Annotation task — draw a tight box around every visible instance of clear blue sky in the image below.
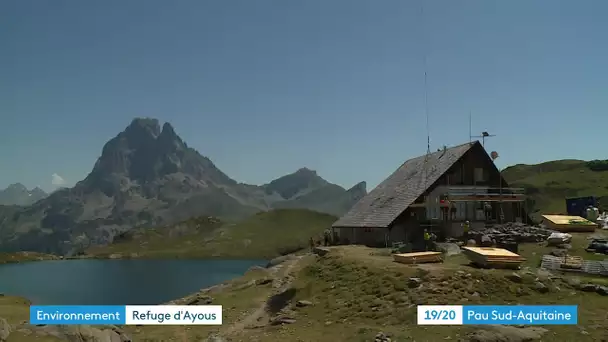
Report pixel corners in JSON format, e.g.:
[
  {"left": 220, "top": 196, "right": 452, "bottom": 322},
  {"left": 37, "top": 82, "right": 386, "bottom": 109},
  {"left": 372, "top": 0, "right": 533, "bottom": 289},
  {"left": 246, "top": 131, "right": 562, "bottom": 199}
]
[{"left": 1, "top": 0, "right": 606, "bottom": 193}]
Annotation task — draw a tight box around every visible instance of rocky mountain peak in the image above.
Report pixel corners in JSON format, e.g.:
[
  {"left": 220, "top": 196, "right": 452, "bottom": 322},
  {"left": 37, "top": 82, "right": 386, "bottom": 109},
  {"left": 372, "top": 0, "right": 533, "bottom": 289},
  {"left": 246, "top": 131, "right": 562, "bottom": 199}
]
[
  {"left": 30, "top": 187, "right": 48, "bottom": 196},
  {"left": 157, "top": 122, "right": 185, "bottom": 152},
  {"left": 160, "top": 122, "right": 176, "bottom": 136},
  {"left": 294, "top": 167, "right": 317, "bottom": 176},
  {"left": 264, "top": 167, "right": 328, "bottom": 200},
  {"left": 84, "top": 118, "right": 233, "bottom": 192},
  {"left": 0, "top": 183, "right": 48, "bottom": 206},
  {"left": 126, "top": 117, "right": 161, "bottom": 136},
  {"left": 347, "top": 181, "right": 367, "bottom": 195},
  {"left": 6, "top": 183, "right": 28, "bottom": 192}
]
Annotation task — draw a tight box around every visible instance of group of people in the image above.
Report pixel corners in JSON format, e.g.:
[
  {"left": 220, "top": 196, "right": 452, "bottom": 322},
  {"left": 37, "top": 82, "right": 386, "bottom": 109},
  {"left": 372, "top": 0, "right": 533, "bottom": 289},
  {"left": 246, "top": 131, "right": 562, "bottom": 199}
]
[
  {"left": 309, "top": 229, "right": 333, "bottom": 251},
  {"left": 310, "top": 222, "right": 474, "bottom": 253},
  {"left": 423, "top": 220, "right": 471, "bottom": 251}
]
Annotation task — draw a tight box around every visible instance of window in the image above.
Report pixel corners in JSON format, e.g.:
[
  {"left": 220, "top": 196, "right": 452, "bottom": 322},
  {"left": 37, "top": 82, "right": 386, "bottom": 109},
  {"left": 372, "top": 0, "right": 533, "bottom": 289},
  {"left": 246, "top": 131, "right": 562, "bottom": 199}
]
[
  {"left": 452, "top": 168, "right": 463, "bottom": 184},
  {"left": 456, "top": 202, "right": 466, "bottom": 220},
  {"left": 474, "top": 168, "right": 485, "bottom": 182}
]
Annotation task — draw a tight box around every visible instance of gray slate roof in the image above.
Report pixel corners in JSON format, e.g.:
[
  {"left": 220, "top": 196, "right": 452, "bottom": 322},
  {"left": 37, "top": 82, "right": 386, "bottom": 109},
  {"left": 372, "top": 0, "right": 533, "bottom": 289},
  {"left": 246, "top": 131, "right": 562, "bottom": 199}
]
[{"left": 333, "top": 141, "right": 480, "bottom": 228}]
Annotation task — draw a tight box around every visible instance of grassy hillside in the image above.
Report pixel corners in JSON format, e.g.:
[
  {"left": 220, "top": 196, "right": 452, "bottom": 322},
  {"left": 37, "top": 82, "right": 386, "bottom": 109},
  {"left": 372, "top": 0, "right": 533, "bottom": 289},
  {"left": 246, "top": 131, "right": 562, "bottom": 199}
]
[
  {"left": 86, "top": 209, "right": 337, "bottom": 259},
  {"left": 502, "top": 159, "right": 608, "bottom": 217},
  {"left": 111, "top": 239, "right": 608, "bottom": 342}
]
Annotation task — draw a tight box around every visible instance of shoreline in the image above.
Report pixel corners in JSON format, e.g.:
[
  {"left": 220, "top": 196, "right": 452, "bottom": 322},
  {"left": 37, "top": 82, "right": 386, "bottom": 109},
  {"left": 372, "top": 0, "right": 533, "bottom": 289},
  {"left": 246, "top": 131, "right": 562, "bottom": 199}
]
[
  {"left": 1, "top": 250, "right": 281, "bottom": 263},
  {"left": 0, "top": 251, "right": 60, "bottom": 265},
  {"left": 0, "top": 254, "right": 273, "bottom": 307}
]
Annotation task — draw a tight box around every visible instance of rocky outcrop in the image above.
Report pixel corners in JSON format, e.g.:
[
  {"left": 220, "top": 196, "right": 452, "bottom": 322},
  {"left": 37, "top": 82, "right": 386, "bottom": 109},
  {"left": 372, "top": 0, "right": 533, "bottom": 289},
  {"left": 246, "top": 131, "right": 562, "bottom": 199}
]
[
  {"left": 0, "top": 317, "right": 131, "bottom": 342},
  {"left": 0, "top": 318, "right": 10, "bottom": 342}
]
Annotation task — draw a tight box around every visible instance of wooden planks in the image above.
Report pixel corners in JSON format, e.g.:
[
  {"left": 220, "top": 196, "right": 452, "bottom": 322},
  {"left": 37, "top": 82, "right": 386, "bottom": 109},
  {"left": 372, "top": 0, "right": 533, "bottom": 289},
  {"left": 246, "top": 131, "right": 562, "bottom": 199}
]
[
  {"left": 461, "top": 247, "right": 526, "bottom": 269},
  {"left": 542, "top": 215, "right": 597, "bottom": 232},
  {"left": 462, "top": 247, "right": 521, "bottom": 257},
  {"left": 393, "top": 252, "right": 442, "bottom": 264}
]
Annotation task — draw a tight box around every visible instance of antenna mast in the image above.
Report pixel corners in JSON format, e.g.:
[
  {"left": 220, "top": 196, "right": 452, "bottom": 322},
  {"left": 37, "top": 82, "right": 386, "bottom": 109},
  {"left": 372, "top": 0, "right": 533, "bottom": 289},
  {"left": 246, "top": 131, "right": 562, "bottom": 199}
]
[
  {"left": 469, "top": 111, "right": 472, "bottom": 143},
  {"left": 472, "top": 131, "right": 496, "bottom": 147},
  {"left": 422, "top": 2, "right": 430, "bottom": 155}
]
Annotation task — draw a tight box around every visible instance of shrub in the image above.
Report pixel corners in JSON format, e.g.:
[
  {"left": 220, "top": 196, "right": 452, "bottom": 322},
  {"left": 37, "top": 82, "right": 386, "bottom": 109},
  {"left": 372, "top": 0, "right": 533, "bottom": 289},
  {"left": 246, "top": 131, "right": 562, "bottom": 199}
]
[{"left": 586, "top": 160, "right": 608, "bottom": 171}]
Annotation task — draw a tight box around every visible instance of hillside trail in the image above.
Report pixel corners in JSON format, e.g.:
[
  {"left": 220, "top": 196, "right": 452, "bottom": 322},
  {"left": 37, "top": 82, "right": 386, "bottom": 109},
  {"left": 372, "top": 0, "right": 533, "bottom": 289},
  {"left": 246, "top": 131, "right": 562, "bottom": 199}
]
[{"left": 220, "top": 254, "right": 304, "bottom": 338}]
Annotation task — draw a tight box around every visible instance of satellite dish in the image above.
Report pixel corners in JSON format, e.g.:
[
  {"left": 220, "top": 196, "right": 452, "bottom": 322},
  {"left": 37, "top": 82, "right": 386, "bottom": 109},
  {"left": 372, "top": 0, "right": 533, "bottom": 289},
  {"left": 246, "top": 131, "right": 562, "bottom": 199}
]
[{"left": 490, "top": 151, "right": 499, "bottom": 160}]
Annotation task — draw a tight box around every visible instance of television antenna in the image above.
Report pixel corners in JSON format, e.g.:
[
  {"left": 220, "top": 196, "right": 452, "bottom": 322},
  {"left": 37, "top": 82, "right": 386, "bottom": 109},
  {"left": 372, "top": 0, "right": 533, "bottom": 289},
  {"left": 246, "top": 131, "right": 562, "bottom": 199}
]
[{"left": 471, "top": 131, "right": 496, "bottom": 147}]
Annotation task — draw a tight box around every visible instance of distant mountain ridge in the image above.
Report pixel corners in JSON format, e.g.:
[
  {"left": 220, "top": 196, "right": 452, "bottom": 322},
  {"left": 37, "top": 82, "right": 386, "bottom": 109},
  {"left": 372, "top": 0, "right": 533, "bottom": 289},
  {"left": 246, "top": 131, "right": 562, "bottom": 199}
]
[
  {"left": 0, "top": 183, "right": 48, "bottom": 206},
  {"left": 0, "top": 118, "right": 366, "bottom": 254}
]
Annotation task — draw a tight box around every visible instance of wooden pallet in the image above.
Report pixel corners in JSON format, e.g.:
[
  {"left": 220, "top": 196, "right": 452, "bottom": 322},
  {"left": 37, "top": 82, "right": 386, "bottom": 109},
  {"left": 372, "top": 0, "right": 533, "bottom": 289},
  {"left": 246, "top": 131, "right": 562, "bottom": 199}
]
[{"left": 541, "top": 255, "right": 608, "bottom": 276}]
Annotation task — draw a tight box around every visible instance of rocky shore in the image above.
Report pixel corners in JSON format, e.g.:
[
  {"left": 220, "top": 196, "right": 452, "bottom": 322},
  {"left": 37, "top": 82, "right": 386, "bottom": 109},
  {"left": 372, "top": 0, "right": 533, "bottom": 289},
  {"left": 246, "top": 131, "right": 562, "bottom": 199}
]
[{"left": 0, "top": 251, "right": 60, "bottom": 265}]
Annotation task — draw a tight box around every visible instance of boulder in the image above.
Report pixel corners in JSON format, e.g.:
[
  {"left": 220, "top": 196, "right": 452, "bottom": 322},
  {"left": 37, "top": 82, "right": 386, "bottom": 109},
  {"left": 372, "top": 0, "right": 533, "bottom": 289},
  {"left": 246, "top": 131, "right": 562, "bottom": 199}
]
[
  {"left": 0, "top": 318, "right": 11, "bottom": 342},
  {"left": 550, "top": 249, "right": 568, "bottom": 257},
  {"left": 534, "top": 282, "right": 549, "bottom": 293},
  {"left": 596, "top": 286, "right": 608, "bottom": 296},
  {"left": 186, "top": 295, "right": 213, "bottom": 305},
  {"left": 579, "top": 284, "right": 598, "bottom": 292},
  {"left": 408, "top": 277, "right": 423, "bottom": 288},
  {"left": 266, "top": 255, "right": 293, "bottom": 268},
  {"left": 468, "top": 325, "right": 548, "bottom": 342},
  {"left": 505, "top": 272, "right": 522, "bottom": 283},
  {"left": 270, "top": 316, "right": 296, "bottom": 325},
  {"left": 480, "top": 235, "right": 493, "bottom": 247},
  {"left": 375, "top": 331, "right": 392, "bottom": 342},
  {"left": 295, "top": 300, "right": 313, "bottom": 307},
  {"left": 255, "top": 278, "right": 272, "bottom": 286}
]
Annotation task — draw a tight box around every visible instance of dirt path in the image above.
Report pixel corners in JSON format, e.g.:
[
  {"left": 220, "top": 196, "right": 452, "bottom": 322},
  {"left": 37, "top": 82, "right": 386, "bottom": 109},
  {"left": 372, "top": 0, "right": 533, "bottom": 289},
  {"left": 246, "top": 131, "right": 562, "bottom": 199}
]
[{"left": 221, "top": 255, "right": 304, "bottom": 338}]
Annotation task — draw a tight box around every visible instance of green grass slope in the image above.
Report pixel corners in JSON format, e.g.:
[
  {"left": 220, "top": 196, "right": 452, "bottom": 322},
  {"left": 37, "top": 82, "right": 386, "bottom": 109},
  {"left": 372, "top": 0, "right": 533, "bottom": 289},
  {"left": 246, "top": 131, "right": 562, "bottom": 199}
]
[
  {"left": 502, "top": 159, "right": 608, "bottom": 216},
  {"left": 119, "top": 242, "right": 608, "bottom": 342},
  {"left": 86, "top": 209, "right": 337, "bottom": 259}
]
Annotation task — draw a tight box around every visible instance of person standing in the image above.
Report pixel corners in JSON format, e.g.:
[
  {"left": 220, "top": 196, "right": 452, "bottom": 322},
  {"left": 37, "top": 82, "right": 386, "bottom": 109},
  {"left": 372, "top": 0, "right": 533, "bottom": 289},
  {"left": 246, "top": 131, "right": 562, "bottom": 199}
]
[
  {"left": 484, "top": 202, "right": 492, "bottom": 221},
  {"left": 424, "top": 229, "right": 431, "bottom": 251},
  {"left": 309, "top": 237, "right": 315, "bottom": 252},
  {"left": 462, "top": 220, "right": 470, "bottom": 242}
]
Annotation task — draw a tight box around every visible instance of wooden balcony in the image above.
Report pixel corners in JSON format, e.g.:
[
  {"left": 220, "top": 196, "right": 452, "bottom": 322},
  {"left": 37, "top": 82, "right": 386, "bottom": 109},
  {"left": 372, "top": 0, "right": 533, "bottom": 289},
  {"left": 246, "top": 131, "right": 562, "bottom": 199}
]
[{"left": 446, "top": 186, "right": 526, "bottom": 202}]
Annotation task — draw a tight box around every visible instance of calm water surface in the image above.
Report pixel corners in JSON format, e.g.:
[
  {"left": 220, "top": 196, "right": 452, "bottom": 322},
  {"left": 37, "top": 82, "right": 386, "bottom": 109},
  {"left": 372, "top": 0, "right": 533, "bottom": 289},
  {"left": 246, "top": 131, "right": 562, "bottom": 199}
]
[{"left": 0, "top": 259, "right": 265, "bottom": 305}]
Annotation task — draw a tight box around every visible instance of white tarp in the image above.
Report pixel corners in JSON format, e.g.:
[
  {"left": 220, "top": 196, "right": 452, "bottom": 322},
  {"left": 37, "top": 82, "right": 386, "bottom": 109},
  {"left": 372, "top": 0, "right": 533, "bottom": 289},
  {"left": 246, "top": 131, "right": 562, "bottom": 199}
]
[
  {"left": 598, "top": 212, "right": 608, "bottom": 229},
  {"left": 547, "top": 232, "right": 572, "bottom": 245}
]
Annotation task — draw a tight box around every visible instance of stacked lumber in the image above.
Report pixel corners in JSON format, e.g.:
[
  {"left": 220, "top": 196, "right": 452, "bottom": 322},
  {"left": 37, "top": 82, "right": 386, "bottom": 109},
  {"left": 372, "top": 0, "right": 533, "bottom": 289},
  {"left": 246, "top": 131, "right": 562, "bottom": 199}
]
[
  {"left": 393, "top": 251, "right": 442, "bottom": 264},
  {"left": 462, "top": 247, "right": 526, "bottom": 269},
  {"left": 542, "top": 215, "right": 597, "bottom": 232}
]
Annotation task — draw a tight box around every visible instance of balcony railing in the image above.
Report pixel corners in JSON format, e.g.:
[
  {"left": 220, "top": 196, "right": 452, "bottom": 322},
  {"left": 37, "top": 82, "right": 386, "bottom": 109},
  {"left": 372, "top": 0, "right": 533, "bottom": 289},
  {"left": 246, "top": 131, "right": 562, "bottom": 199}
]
[{"left": 446, "top": 186, "right": 526, "bottom": 202}]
